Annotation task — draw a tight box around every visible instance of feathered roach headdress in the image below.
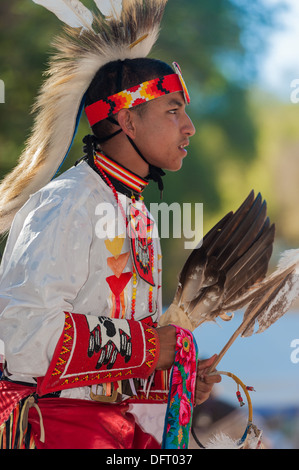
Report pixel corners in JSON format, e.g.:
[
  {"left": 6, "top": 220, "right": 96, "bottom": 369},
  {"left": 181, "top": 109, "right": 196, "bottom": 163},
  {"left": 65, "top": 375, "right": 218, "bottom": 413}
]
[{"left": 0, "top": 0, "right": 189, "bottom": 234}]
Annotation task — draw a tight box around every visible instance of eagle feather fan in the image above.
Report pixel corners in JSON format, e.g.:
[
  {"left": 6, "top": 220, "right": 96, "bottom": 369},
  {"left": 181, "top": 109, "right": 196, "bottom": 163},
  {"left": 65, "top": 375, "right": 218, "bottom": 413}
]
[
  {"left": 159, "top": 190, "right": 275, "bottom": 331},
  {"left": 159, "top": 190, "right": 299, "bottom": 371}
]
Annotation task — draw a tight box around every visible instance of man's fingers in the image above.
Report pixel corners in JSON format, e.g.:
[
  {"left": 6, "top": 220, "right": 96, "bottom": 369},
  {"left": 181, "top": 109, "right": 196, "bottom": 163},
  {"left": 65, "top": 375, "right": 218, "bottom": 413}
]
[
  {"left": 203, "top": 373, "right": 222, "bottom": 384},
  {"left": 197, "top": 354, "right": 218, "bottom": 371}
]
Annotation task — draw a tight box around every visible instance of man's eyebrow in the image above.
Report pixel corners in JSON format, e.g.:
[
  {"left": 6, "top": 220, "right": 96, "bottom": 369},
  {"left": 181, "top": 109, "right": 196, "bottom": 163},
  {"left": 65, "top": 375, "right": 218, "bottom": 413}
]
[{"left": 166, "top": 97, "right": 184, "bottom": 107}]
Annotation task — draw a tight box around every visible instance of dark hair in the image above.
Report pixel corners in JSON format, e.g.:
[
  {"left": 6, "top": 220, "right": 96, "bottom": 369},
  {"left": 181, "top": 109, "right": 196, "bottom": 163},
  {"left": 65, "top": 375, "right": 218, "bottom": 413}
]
[{"left": 85, "top": 58, "right": 173, "bottom": 140}]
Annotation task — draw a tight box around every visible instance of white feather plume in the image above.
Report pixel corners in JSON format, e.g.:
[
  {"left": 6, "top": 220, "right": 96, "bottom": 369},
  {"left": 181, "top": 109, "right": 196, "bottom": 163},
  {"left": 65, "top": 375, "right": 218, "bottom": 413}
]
[
  {"left": 205, "top": 433, "right": 242, "bottom": 449},
  {"left": 205, "top": 430, "right": 262, "bottom": 449},
  {"left": 93, "top": 0, "right": 123, "bottom": 19},
  {"left": 32, "top": 0, "right": 94, "bottom": 29},
  {"left": 276, "top": 248, "right": 299, "bottom": 271}
]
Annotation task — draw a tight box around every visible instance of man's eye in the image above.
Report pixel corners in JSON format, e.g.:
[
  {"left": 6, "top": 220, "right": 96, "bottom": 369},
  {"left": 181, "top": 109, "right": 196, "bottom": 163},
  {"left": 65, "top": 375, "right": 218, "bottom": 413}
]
[{"left": 169, "top": 109, "right": 178, "bottom": 114}]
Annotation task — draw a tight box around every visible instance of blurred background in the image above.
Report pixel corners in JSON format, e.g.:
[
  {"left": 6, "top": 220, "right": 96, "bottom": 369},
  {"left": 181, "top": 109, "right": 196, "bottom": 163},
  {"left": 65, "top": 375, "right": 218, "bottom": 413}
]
[{"left": 1, "top": 0, "right": 299, "bottom": 448}]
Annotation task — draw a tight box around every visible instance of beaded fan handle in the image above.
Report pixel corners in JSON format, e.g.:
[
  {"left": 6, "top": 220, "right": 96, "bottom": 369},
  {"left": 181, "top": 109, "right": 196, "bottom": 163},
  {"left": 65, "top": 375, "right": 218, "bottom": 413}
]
[{"left": 203, "top": 371, "right": 262, "bottom": 448}]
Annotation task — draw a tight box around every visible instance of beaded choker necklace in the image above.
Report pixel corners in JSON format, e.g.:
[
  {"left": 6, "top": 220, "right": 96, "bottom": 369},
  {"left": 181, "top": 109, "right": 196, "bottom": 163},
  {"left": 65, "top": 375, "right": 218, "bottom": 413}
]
[
  {"left": 93, "top": 153, "right": 155, "bottom": 319},
  {"left": 94, "top": 152, "right": 149, "bottom": 198}
]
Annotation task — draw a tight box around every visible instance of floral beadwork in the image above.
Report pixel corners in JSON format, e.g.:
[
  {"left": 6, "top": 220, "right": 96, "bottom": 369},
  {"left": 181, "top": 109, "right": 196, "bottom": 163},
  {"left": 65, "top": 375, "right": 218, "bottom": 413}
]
[{"left": 162, "top": 326, "right": 198, "bottom": 449}]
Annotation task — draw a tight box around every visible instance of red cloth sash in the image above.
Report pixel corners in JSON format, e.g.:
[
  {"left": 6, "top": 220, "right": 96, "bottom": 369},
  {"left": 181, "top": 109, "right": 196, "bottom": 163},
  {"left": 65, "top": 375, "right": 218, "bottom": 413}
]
[
  {"left": 0, "top": 380, "right": 35, "bottom": 425},
  {"left": 28, "top": 398, "right": 160, "bottom": 449},
  {"left": 0, "top": 381, "right": 160, "bottom": 449}
]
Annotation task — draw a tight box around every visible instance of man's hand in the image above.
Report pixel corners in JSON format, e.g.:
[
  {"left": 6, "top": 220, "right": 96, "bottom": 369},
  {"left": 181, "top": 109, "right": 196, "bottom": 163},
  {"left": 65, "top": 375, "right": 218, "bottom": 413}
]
[
  {"left": 195, "top": 354, "right": 221, "bottom": 405},
  {"left": 155, "top": 325, "right": 176, "bottom": 370},
  {"left": 155, "top": 328, "right": 221, "bottom": 405}
]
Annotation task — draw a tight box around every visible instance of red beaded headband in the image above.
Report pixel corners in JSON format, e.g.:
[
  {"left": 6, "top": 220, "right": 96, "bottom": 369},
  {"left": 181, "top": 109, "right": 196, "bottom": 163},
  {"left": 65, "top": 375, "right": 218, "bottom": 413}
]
[{"left": 85, "top": 62, "right": 190, "bottom": 127}]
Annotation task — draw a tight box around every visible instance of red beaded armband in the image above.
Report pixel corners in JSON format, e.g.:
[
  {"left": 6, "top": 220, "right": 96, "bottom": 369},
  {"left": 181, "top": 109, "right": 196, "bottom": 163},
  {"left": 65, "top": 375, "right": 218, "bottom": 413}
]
[{"left": 37, "top": 312, "right": 160, "bottom": 396}]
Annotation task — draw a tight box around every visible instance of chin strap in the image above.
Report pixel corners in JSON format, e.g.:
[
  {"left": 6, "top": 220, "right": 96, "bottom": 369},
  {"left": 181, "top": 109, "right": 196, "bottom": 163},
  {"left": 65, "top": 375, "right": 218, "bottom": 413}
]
[
  {"left": 107, "top": 116, "right": 165, "bottom": 198},
  {"left": 126, "top": 135, "right": 165, "bottom": 199}
]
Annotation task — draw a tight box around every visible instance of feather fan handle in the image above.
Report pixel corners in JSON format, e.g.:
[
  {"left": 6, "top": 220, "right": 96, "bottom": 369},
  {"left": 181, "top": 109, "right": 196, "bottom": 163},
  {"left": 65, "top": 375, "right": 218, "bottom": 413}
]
[
  {"left": 32, "top": 0, "right": 94, "bottom": 30},
  {"left": 93, "top": 0, "right": 123, "bottom": 19}
]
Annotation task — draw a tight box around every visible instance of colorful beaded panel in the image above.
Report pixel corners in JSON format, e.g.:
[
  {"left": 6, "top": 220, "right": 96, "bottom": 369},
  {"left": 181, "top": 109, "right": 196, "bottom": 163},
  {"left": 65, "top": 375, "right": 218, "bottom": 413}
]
[{"left": 85, "top": 72, "right": 188, "bottom": 127}]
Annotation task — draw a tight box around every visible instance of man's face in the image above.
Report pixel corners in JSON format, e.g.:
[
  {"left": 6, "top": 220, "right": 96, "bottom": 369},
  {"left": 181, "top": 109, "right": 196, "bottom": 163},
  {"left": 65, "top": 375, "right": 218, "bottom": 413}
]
[{"left": 131, "top": 92, "right": 196, "bottom": 172}]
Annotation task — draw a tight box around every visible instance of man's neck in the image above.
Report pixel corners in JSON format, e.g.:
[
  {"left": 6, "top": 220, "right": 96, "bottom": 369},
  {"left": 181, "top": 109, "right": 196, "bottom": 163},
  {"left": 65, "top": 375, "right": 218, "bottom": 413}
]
[{"left": 101, "top": 134, "right": 149, "bottom": 179}]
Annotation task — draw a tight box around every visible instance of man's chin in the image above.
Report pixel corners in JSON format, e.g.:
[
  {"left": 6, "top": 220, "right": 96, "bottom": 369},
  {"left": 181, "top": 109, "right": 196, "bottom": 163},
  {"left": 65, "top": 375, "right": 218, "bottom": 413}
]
[{"left": 167, "top": 159, "right": 184, "bottom": 172}]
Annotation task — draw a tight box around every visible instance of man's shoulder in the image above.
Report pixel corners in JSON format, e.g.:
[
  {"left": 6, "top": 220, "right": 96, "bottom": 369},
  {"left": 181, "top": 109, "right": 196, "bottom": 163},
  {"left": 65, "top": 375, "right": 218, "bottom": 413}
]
[{"left": 37, "top": 161, "right": 102, "bottom": 205}]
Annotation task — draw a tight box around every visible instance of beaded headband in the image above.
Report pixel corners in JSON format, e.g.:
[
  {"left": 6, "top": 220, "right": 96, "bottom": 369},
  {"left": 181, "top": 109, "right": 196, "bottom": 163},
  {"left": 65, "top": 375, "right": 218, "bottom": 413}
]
[{"left": 85, "top": 62, "right": 190, "bottom": 127}]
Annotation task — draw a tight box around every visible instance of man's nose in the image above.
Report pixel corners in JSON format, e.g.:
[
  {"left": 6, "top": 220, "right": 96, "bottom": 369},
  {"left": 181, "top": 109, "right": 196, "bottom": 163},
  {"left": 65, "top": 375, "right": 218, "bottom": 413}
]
[{"left": 184, "top": 113, "right": 196, "bottom": 137}]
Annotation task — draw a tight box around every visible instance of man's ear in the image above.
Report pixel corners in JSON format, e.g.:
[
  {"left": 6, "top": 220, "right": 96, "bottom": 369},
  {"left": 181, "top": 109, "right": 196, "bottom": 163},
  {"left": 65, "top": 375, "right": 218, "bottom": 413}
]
[{"left": 117, "top": 109, "right": 137, "bottom": 139}]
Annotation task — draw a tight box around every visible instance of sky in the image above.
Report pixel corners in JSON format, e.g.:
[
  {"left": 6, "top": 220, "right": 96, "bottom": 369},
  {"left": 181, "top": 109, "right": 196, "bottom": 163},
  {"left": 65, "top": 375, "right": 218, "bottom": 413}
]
[
  {"left": 258, "top": 0, "right": 299, "bottom": 99},
  {"left": 195, "top": 311, "right": 299, "bottom": 408}
]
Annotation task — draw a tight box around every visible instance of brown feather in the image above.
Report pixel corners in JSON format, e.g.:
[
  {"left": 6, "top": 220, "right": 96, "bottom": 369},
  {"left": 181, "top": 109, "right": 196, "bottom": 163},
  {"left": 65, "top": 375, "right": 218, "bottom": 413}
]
[{"left": 222, "top": 226, "right": 275, "bottom": 306}]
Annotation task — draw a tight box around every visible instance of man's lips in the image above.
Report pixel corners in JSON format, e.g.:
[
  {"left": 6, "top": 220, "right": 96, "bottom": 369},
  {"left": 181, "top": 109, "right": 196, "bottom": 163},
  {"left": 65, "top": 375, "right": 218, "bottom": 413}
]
[{"left": 178, "top": 141, "right": 189, "bottom": 152}]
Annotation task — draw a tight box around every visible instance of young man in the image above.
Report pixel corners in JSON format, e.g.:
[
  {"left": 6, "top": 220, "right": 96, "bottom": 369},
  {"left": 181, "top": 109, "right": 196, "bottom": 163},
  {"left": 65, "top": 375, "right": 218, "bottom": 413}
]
[{"left": 0, "top": 1, "right": 221, "bottom": 449}]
